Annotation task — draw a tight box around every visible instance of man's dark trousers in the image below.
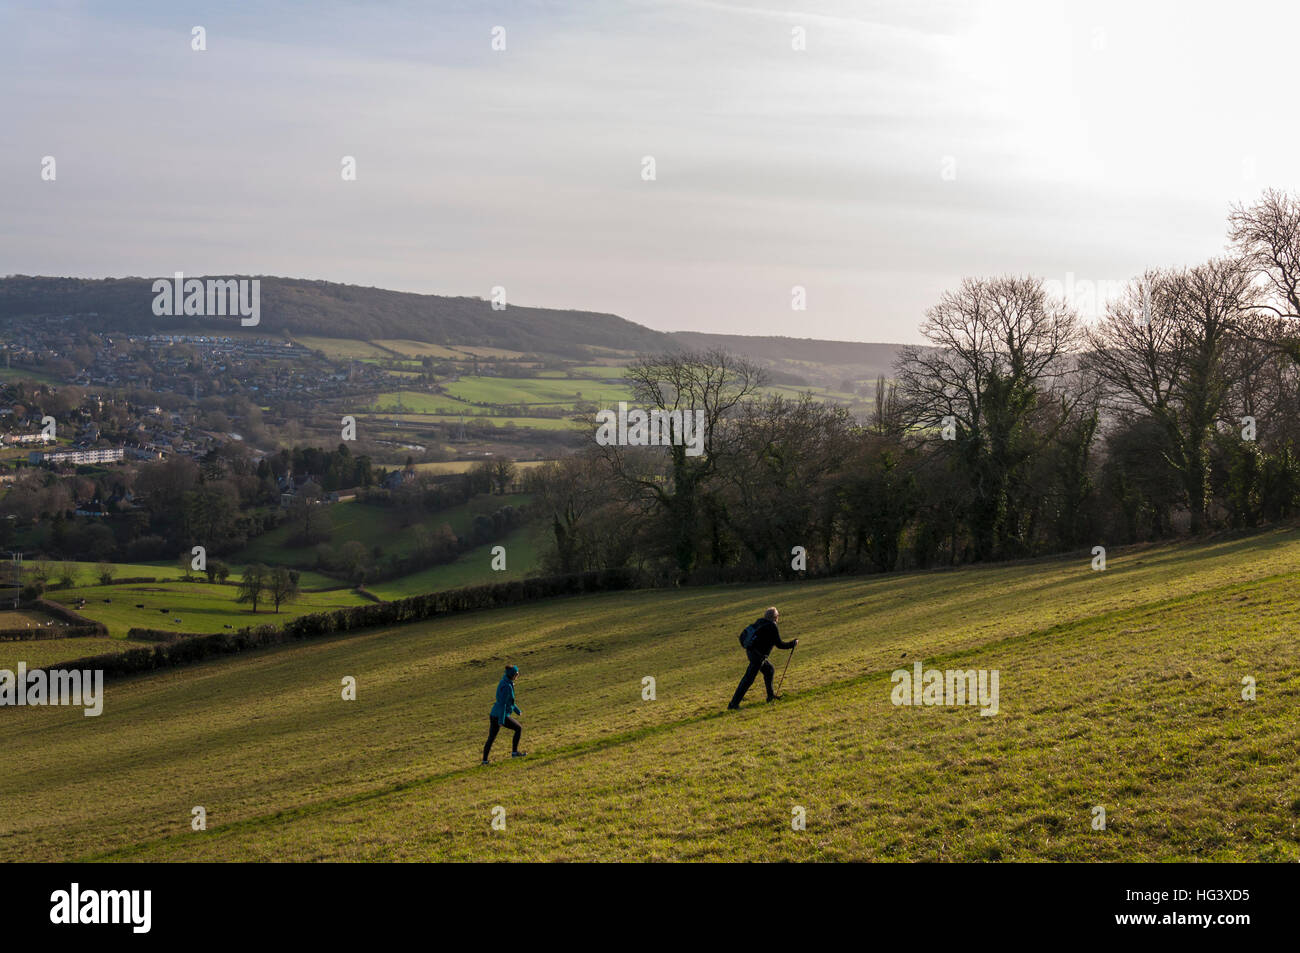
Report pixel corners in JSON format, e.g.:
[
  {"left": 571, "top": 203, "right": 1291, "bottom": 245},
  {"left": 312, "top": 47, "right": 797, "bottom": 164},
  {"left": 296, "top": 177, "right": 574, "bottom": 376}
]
[{"left": 729, "top": 647, "right": 775, "bottom": 707}]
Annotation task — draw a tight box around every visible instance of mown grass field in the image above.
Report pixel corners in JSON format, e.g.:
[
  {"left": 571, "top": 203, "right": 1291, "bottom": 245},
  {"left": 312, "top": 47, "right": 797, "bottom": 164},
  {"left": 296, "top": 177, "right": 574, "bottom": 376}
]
[{"left": 2, "top": 529, "right": 1298, "bottom": 861}]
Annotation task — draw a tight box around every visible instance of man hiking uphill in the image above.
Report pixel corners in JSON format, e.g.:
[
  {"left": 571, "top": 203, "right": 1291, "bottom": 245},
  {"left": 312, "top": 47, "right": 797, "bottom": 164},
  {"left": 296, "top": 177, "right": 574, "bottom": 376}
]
[
  {"left": 481, "top": 664, "right": 527, "bottom": 764},
  {"left": 727, "top": 606, "right": 798, "bottom": 709}
]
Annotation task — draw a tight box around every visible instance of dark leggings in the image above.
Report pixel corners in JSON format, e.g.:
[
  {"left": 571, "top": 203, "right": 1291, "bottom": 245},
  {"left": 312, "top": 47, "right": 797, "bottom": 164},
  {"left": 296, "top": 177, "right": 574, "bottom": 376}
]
[
  {"left": 729, "top": 648, "right": 776, "bottom": 707},
  {"left": 483, "top": 715, "right": 521, "bottom": 759}
]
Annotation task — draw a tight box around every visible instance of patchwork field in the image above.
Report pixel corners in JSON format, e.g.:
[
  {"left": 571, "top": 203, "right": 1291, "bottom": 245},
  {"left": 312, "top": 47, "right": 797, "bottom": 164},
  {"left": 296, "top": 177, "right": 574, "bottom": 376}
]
[{"left": 2, "top": 528, "right": 1298, "bottom": 861}]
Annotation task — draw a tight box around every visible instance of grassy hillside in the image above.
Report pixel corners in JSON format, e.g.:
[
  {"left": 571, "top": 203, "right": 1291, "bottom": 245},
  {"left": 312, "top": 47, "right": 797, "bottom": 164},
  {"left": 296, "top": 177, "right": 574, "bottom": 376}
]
[
  {"left": 3, "top": 529, "right": 1298, "bottom": 861},
  {"left": 0, "top": 636, "right": 155, "bottom": 671}
]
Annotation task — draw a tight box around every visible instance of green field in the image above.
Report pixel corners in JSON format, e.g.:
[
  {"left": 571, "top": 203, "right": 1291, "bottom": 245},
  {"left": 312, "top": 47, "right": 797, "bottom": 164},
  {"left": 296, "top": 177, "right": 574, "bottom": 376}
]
[
  {"left": 440, "top": 377, "right": 634, "bottom": 407},
  {"left": 4, "top": 528, "right": 1299, "bottom": 861},
  {"left": 365, "top": 527, "right": 541, "bottom": 600},
  {"left": 426, "top": 414, "right": 578, "bottom": 431},
  {"left": 27, "top": 561, "right": 338, "bottom": 591},
  {"left": 0, "top": 366, "right": 61, "bottom": 384},
  {"left": 369, "top": 340, "right": 468, "bottom": 359},
  {"left": 564, "top": 365, "right": 629, "bottom": 379},
  {"left": 23, "top": 560, "right": 192, "bottom": 585},
  {"left": 292, "top": 336, "right": 395, "bottom": 360},
  {"left": 46, "top": 580, "right": 371, "bottom": 639},
  {"left": 361, "top": 412, "right": 578, "bottom": 432},
  {"left": 450, "top": 346, "right": 528, "bottom": 359},
  {"left": 369, "top": 390, "right": 472, "bottom": 413}
]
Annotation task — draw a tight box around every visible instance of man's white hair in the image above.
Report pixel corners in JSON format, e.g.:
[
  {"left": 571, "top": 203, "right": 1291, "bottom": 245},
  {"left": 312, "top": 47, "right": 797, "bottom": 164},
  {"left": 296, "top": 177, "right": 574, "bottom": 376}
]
[{"left": 764, "top": 607, "right": 778, "bottom": 620}]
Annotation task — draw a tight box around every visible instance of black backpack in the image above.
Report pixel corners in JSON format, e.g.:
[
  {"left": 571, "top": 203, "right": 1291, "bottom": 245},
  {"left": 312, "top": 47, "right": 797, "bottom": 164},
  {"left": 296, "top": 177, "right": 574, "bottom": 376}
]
[{"left": 739, "top": 620, "right": 761, "bottom": 649}]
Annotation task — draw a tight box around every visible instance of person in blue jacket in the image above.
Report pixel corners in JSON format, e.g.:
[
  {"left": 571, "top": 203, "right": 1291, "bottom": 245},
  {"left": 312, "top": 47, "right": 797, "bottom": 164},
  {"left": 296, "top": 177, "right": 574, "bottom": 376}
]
[{"left": 481, "top": 664, "right": 527, "bottom": 764}]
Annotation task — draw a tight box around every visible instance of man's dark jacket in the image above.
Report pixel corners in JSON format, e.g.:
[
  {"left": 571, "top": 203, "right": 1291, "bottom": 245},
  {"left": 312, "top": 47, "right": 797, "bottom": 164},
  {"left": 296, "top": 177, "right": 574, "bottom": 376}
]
[{"left": 745, "top": 617, "right": 795, "bottom": 657}]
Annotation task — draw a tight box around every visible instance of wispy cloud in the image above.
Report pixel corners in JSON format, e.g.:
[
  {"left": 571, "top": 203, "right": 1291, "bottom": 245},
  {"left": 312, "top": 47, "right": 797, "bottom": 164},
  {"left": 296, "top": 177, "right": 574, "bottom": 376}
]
[{"left": 2, "top": 0, "right": 1297, "bottom": 342}]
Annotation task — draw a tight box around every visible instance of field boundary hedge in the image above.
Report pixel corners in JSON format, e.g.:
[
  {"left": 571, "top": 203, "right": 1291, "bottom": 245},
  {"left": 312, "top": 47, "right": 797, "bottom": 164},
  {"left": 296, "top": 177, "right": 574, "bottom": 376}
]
[{"left": 41, "top": 568, "right": 647, "bottom": 679}]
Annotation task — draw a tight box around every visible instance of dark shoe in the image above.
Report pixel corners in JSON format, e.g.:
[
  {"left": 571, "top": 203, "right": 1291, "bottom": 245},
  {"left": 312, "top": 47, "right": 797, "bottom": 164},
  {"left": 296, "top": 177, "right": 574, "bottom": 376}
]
[
  {"left": 480, "top": 759, "right": 489, "bottom": 765},
  {"left": 767, "top": 694, "right": 782, "bottom": 702},
  {"left": 726, "top": 703, "right": 740, "bottom": 710},
  {"left": 511, "top": 751, "right": 528, "bottom": 758}
]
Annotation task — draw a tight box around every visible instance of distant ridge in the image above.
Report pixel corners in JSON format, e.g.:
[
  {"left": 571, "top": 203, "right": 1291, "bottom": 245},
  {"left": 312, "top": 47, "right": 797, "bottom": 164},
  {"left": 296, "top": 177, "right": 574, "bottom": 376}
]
[
  {"left": 0, "top": 275, "right": 672, "bottom": 358},
  {"left": 668, "top": 331, "right": 906, "bottom": 383},
  {"left": 0, "top": 276, "right": 908, "bottom": 375}
]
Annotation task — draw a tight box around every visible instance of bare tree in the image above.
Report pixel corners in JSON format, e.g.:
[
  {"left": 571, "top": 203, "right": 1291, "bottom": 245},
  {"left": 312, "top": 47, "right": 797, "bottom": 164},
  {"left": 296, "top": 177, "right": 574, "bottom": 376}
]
[
  {"left": 896, "top": 275, "right": 1080, "bottom": 558},
  {"left": 715, "top": 392, "right": 856, "bottom": 570},
  {"left": 1084, "top": 260, "right": 1262, "bottom": 532},
  {"left": 531, "top": 455, "right": 640, "bottom": 573},
  {"left": 490, "top": 456, "right": 518, "bottom": 495},
  {"left": 1230, "top": 188, "right": 1300, "bottom": 324},
  {"left": 602, "top": 348, "right": 764, "bottom": 573},
  {"left": 268, "top": 566, "right": 300, "bottom": 613},
  {"left": 236, "top": 564, "right": 268, "bottom": 613}
]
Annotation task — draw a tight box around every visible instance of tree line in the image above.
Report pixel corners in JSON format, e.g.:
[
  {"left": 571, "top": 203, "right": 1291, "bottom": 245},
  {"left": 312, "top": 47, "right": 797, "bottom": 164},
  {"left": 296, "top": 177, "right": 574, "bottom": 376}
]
[{"left": 530, "top": 189, "right": 1300, "bottom": 578}]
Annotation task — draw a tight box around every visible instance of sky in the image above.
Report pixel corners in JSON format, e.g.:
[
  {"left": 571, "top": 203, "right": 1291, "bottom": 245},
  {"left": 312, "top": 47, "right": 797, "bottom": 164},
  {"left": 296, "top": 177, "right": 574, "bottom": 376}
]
[{"left": 3, "top": 0, "right": 1299, "bottom": 345}]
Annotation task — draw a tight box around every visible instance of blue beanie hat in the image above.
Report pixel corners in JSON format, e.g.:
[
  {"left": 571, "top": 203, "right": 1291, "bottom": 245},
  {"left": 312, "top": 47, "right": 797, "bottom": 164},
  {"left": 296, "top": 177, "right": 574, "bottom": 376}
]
[{"left": 505, "top": 665, "right": 519, "bottom": 677}]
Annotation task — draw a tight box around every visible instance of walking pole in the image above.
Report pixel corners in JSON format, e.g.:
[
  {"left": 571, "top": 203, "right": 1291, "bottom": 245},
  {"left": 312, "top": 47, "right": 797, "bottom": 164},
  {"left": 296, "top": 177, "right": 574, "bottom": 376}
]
[{"left": 777, "top": 644, "right": 796, "bottom": 694}]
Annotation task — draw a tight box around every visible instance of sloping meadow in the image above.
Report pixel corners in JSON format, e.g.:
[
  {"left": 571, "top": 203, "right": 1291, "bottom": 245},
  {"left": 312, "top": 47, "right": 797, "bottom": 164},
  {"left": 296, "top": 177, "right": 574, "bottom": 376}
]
[{"left": 2, "top": 528, "right": 1298, "bottom": 861}]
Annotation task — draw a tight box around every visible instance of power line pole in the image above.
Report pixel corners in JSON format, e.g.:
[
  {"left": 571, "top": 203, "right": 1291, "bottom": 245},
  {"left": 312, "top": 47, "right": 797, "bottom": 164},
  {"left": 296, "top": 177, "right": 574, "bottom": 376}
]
[{"left": 3, "top": 551, "right": 21, "bottom": 609}]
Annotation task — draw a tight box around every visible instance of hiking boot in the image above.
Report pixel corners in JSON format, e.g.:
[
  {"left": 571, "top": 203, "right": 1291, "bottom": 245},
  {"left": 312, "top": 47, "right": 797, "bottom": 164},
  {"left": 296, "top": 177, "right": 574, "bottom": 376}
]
[
  {"left": 767, "top": 694, "right": 783, "bottom": 703},
  {"left": 726, "top": 703, "right": 740, "bottom": 710},
  {"left": 511, "top": 751, "right": 528, "bottom": 758},
  {"left": 480, "top": 758, "right": 489, "bottom": 766}
]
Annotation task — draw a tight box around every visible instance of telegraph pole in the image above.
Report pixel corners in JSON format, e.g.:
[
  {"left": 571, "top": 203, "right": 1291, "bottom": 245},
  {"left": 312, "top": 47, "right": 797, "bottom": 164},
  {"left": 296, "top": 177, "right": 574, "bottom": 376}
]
[{"left": 3, "top": 551, "right": 21, "bottom": 608}]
